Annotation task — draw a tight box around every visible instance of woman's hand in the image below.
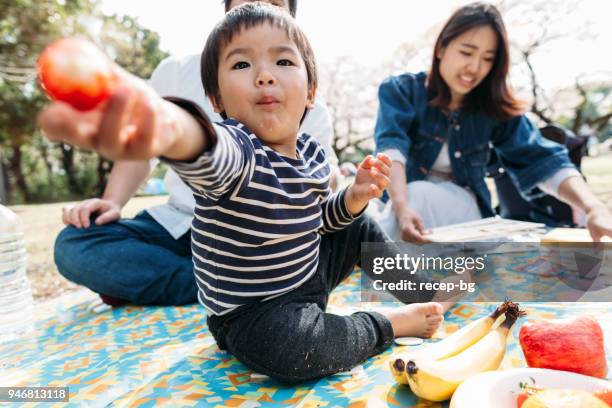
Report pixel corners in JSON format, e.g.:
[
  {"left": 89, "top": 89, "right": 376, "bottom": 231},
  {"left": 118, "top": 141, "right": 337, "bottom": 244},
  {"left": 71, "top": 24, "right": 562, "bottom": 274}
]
[
  {"left": 556, "top": 176, "right": 612, "bottom": 242},
  {"left": 345, "top": 154, "right": 392, "bottom": 215},
  {"left": 586, "top": 205, "right": 612, "bottom": 241},
  {"left": 62, "top": 198, "right": 122, "bottom": 228},
  {"left": 396, "top": 206, "right": 431, "bottom": 244}
]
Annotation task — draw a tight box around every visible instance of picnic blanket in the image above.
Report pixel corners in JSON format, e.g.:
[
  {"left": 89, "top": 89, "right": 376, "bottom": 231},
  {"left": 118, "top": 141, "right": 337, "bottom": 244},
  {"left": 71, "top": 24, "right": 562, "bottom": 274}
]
[{"left": 1, "top": 268, "right": 611, "bottom": 407}]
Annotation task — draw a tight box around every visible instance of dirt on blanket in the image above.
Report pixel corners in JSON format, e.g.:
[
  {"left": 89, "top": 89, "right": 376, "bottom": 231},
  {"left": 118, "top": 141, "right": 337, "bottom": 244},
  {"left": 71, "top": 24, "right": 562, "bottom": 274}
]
[{"left": 10, "top": 153, "right": 612, "bottom": 303}]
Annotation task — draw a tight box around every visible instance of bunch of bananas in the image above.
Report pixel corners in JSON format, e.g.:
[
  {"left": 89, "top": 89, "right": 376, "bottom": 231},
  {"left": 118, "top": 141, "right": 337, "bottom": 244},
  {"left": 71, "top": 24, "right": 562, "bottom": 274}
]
[{"left": 389, "top": 301, "right": 523, "bottom": 402}]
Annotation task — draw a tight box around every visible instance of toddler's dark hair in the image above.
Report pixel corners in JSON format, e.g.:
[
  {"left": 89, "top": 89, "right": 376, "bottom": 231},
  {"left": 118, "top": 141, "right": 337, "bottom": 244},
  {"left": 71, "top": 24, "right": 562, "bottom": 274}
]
[{"left": 223, "top": 0, "right": 297, "bottom": 17}]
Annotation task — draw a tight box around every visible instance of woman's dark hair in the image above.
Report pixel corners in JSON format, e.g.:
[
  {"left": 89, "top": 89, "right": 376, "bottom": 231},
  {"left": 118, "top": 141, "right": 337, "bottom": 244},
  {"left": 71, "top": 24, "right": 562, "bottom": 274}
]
[
  {"left": 202, "top": 2, "right": 317, "bottom": 117},
  {"left": 223, "top": 0, "right": 297, "bottom": 17},
  {"left": 427, "top": 2, "right": 524, "bottom": 121}
]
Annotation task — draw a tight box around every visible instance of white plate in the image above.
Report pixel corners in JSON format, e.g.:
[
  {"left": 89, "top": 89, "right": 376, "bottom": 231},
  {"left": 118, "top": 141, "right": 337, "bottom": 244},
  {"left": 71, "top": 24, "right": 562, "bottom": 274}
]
[
  {"left": 394, "top": 337, "right": 424, "bottom": 346},
  {"left": 450, "top": 368, "right": 611, "bottom": 408}
]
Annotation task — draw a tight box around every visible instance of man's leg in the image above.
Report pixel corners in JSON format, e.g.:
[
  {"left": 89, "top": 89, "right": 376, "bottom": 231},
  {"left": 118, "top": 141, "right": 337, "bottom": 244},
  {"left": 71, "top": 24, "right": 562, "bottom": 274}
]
[{"left": 54, "top": 211, "right": 196, "bottom": 305}]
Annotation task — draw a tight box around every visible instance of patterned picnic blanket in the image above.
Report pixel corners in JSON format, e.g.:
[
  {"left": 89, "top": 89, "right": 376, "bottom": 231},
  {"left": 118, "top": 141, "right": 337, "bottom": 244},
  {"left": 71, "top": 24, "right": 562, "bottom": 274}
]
[{"left": 1, "top": 267, "right": 610, "bottom": 407}]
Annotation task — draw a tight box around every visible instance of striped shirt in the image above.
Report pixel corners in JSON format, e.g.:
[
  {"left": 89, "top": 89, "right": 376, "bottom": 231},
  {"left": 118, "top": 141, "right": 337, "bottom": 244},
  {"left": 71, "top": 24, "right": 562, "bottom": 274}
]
[{"left": 165, "top": 119, "right": 357, "bottom": 316}]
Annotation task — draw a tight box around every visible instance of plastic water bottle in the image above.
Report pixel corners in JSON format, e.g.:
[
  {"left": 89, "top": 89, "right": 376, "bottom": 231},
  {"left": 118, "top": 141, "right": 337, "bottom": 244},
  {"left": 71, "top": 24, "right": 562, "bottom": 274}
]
[{"left": 0, "top": 204, "right": 33, "bottom": 343}]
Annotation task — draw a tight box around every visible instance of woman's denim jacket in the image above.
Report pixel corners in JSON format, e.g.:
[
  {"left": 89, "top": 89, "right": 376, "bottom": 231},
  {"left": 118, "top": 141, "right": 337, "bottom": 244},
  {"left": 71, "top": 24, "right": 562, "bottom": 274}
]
[{"left": 374, "top": 72, "right": 576, "bottom": 217}]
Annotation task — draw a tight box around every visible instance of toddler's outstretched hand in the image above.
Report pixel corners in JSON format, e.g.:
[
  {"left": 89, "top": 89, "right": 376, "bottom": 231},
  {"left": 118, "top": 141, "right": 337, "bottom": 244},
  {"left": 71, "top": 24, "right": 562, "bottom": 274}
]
[
  {"left": 37, "top": 39, "right": 205, "bottom": 162},
  {"left": 345, "top": 153, "right": 391, "bottom": 215}
]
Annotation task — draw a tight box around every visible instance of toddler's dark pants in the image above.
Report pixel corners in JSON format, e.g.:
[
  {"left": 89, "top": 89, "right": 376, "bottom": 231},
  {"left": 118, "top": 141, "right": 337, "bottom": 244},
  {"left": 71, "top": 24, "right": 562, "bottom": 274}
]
[{"left": 207, "top": 214, "right": 436, "bottom": 383}]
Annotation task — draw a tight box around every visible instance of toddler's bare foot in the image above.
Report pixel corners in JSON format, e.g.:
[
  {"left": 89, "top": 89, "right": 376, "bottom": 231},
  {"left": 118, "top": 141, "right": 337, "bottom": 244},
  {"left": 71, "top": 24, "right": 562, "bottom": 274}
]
[
  {"left": 438, "top": 301, "right": 454, "bottom": 313},
  {"left": 383, "top": 302, "right": 445, "bottom": 338}
]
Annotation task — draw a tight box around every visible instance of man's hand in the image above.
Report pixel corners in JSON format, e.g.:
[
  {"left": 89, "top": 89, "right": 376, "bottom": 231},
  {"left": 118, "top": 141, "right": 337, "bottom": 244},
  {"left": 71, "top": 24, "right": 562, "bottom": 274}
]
[
  {"left": 586, "top": 205, "right": 612, "bottom": 241},
  {"left": 62, "top": 198, "right": 121, "bottom": 228},
  {"left": 396, "top": 206, "right": 431, "bottom": 244},
  {"left": 345, "top": 153, "right": 391, "bottom": 215}
]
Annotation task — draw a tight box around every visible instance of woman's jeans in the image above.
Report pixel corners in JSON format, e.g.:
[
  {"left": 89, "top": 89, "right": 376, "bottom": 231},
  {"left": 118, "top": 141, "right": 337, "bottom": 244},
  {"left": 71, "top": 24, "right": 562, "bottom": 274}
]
[{"left": 54, "top": 211, "right": 197, "bottom": 305}]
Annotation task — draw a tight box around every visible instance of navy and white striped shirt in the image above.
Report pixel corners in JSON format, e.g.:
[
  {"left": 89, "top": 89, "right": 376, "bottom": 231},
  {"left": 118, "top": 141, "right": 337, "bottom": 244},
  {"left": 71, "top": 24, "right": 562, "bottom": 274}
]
[{"left": 165, "top": 119, "right": 357, "bottom": 315}]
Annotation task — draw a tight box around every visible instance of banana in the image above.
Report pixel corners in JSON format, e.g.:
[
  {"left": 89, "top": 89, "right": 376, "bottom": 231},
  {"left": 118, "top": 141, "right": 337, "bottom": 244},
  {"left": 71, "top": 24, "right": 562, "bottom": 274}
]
[
  {"left": 388, "top": 301, "right": 517, "bottom": 391},
  {"left": 389, "top": 358, "right": 409, "bottom": 385},
  {"left": 405, "top": 307, "right": 522, "bottom": 402},
  {"left": 405, "top": 301, "right": 509, "bottom": 363},
  {"left": 389, "top": 302, "right": 511, "bottom": 388}
]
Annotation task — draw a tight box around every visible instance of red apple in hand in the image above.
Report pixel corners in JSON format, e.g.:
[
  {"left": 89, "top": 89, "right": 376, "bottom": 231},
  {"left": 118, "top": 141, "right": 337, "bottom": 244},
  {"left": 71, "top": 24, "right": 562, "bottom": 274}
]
[
  {"left": 519, "top": 315, "right": 608, "bottom": 378},
  {"left": 38, "top": 38, "right": 118, "bottom": 111}
]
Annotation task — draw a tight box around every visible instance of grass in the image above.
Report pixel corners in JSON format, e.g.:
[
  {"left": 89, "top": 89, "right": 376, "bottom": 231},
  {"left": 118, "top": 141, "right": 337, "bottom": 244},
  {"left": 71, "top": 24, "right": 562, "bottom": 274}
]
[{"left": 10, "top": 195, "right": 167, "bottom": 302}]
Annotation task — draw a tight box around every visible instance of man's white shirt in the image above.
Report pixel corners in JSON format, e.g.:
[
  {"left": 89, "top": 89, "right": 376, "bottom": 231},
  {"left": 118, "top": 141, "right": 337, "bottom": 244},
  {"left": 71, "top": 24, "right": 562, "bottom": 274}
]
[{"left": 146, "top": 54, "right": 339, "bottom": 239}]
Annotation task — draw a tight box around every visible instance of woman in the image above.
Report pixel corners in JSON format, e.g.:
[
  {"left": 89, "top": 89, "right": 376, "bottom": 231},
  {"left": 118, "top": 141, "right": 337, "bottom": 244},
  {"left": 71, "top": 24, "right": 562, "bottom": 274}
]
[{"left": 374, "top": 2, "right": 612, "bottom": 243}]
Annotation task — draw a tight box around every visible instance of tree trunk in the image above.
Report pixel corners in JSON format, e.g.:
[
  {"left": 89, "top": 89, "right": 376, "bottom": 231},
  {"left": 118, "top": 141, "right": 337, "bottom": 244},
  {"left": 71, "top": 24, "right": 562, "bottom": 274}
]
[
  {"left": 96, "top": 155, "right": 110, "bottom": 196},
  {"left": 572, "top": 85, "right": 588, "bottom": 135},
  {"left": 591, "top": 112, "right": 612, "bottom": 132},
  {"left": 572, "top": 105, "right": 585, "bottom": 135},
  {"left": 9, "top": 146, "right": 31, "bottom": 202},
  {"left": 0, "top": 156, "right": 8, "bottom": 204},
  {"left": 38, "top": 140, "right": 54, "bottom": 186},
  {"left": 59, "top": 143, "right": 81, "bottom": 195}
]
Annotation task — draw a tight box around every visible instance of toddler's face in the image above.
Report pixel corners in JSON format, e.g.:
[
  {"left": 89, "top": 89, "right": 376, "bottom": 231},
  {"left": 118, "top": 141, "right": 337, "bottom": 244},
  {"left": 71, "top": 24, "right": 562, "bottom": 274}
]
[{"left": 213, "top": 23, "right": 314, "bottom": 153}]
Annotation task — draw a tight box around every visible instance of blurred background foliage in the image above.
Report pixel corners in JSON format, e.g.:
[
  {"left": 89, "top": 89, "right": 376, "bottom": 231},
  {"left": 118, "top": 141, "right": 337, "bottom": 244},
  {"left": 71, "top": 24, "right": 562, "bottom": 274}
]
[
  {"left": 0, "top": 0, "right": 168, "bottom": 204},
  {"left": 0, "top": 0, "right": 610, "bottom": 204}
]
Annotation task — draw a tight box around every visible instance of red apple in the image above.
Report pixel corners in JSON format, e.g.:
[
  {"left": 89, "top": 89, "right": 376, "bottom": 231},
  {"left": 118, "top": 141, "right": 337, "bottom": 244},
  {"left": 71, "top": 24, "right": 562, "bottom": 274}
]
[
  {"left": 594, "top": 389, "right": 612, "bottom": 406},
  {"left": 519, "top": 315, "right": 608, "bottom": 378},
  {"left": 38, "top": 38, "right": 118, "bottom": 111}
]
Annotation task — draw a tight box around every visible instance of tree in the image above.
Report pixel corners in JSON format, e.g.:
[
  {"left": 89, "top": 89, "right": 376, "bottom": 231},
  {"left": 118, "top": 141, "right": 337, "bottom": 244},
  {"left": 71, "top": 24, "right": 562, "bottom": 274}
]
[
  {"left": 0, "top": 80, "right": 48, "bottom": 202},
  {"left": 0, "top": 0, "right": 97, "bottom": 202},
  {"left": 319, "top": 57, "right": 379, "bottom": 163},
  {"left": 571, "top": 78, "right": 612, "bottom": 139},
  {"left": 0, "top": 0, "right": 168, "bottom": 203},
  {"left": 319, "top": 41, "right": 428, "bottom": 164},
  {"left": 498, "top": 0, "right": 612, "bottom": 137},
  {"left": 91, "top": 14, "right": 168, "bottom": 194},
  {"left": 100, "top": 14, "right": 168, "bottom": 80}
]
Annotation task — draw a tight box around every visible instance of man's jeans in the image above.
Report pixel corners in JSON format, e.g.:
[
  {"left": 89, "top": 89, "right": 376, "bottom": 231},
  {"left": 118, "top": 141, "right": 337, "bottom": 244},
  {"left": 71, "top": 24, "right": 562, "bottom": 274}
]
[
  {"left": 54, "top": 211, "right": 197, "bottom": 305},
  {"left": 55, "top": 210, "right": 435, "bottom": 310}
]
